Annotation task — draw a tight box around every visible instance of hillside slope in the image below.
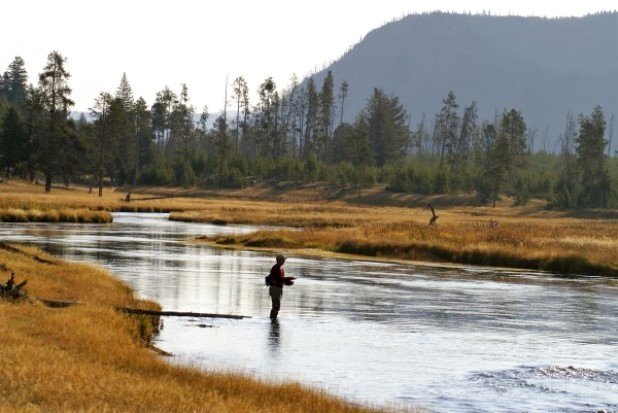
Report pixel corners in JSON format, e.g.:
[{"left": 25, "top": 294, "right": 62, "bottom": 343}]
[{"left": 310, "top": 12, "right": 618, "bottom": 151}]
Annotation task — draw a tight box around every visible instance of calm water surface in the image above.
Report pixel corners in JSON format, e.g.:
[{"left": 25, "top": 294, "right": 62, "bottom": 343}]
[{"left": 1, "top": 213, "right": 616, "bottom": 412}]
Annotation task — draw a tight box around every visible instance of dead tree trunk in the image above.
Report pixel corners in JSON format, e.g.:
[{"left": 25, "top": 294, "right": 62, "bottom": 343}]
[{"left": 428, "top": 203, "right": 439, "bottom": 225}]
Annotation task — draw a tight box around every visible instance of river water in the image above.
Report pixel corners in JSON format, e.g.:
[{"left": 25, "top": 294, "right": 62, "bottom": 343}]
[{"left": 0, "top": 213, "right": 616, "bottom": 412}]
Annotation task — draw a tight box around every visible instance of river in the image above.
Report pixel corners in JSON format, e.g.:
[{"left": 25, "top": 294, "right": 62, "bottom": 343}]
[{"left": 1, "top": 213, "right": 616, "bottom": 412}]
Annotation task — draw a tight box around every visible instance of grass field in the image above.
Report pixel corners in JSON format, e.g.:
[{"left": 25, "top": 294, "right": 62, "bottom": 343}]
[
  {"left": 0, "top": 207, "right": 113, "bottom": 223},
  {"left": 0, "top": 244, "right": 382, "bottom": 413},
  {"left": 2, "top": 179, "right": 616, "bottom": 276},
  {"left": 201, "top": 217, "right": 617, "bottom": 276},
  {"left": 179, "top": 199, "right": 617, "bottom": 277}
]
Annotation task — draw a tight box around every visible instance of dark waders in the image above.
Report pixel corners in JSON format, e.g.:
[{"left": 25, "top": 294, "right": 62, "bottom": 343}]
[{"left": 269, "top": 285, "right": 283, "bottom": 321}]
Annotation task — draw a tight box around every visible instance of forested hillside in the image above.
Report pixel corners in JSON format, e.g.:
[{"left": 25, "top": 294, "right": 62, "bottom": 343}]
[{"left": 309, "top": 12, "right": 618, "bottom": 153}]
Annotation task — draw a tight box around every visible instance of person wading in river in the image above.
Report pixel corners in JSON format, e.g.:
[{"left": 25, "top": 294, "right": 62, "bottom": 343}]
[{"left": 268, "top": 254, "right": 296, "bottom": 323}]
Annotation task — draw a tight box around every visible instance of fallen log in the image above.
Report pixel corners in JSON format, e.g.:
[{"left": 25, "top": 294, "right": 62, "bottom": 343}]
[
  {"left": 38, "top": 298, "right": 250, "bottom": 319},
  {"left": 117, "top": 307, "right": 250, "bottom": 319},
  {"left": 141, "top": 339, "right": 173, "bottom": 357}
]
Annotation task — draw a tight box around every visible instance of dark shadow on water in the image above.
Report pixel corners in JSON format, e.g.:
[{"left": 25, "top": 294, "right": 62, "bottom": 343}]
[{"left": 268, "top": 321, "right": 281, "bottom": 356}]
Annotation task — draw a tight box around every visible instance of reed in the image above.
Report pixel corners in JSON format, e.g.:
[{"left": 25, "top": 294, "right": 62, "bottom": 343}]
[{"left": 0, "top": 245, "right": 381, "bottom": 413}]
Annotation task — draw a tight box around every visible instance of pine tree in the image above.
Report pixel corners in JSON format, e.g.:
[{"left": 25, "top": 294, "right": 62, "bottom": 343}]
[
  {"left": 303, "top": 78, "right": 318, "bottom": 159},
  {"left": 113, "top": 73, "right": 136, "bottom": 185},
  {"left": 317, "top": 71, "right": 334, "bottom": 161},
  {"left": 366, "top": 88, "right": 409, "bottom": 167},
  {"left": 338, "top": 80, "right": 349, "bottom": 127},
  {"left": 90, "top": 92, "right": 116, "bottom": 196},
  {"left": 486, "top": 109, "right": 527, "bottom": 206},
  {"left": 232, "top": 76, "right": 248, "bottom": 154},
  {"left": 2, "top": 57, "right": 29, "bottom": 107},
  {"left": 37, "top": 51, "right": 74, "bottom": 192},
  {"left": 0, "top": 107, "right": 27, "bottom": 177},
  {"left": 151, "top": 86, "right": 178, "bottom": 157},
  {"left": 575, "top": 106, "right": 611, "bottom": 207},
  {"left": 552, "top": 113, "right": 579, "bottom": 208},
  {"left": 435, "top": 91, "right": 459, "bottom": 167},
  {"left": 134, "top": 97, "right": 153, "bottom": 184}
]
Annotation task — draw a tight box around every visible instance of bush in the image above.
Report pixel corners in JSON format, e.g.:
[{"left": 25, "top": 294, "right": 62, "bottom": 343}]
[{"left": 432, "top": 168, "right": 450, "bottom": 194}]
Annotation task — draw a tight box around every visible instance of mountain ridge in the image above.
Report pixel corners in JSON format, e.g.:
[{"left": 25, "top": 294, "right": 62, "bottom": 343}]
[{"left": 309, "top": 11, "right": 618, "bottom": 151}]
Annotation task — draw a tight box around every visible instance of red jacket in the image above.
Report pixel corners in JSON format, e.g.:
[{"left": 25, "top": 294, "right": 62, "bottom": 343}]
[{"left": 270, "top": 264, "right": 292, "bottom": 287}]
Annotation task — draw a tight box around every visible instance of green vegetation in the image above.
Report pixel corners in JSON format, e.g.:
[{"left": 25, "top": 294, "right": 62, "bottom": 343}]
[{"left": 0, "top": 53, "right": 615, "bottom": 208}]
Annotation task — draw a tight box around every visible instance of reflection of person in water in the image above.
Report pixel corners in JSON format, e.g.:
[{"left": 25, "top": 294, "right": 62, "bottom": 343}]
[
  {"left": 269, "top": 322, "right": 281, "bottom": 354},
  {"left": 268, "top": 254, "right": 296, "bottom": 322}
]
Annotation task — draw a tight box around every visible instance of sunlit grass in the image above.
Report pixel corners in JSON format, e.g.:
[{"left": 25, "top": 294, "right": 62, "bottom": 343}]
[
  {"left": 3, "top": 179, "right": 616, "bottom": 276},
  {"left": 0, "top": 207, "right": 113, "bottom": 223},
  {"left": 0, "top": 245, "right": 383, "bottom": 413},
  {"left": 202, "top": 217, "right": 618, "bottom": 277}
]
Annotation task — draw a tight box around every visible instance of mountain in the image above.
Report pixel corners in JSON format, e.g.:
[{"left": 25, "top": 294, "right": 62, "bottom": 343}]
[{"left": 309, "top": 12, "right": 618, "bottom": 152}]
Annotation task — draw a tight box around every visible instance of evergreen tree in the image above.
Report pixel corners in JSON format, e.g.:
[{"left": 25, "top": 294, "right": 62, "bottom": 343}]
[
  {"left": 112, "top": 73, "right": 136, "bottom": 184},
  {"left": 134, "top": 97, "right": 153, "bottom": 184},
  {"left": 552, "top": 113, "right": 579, "bottom": 208},
  {"left": 435, "top": 91, "right": 460, "bottom": 166},
  {"left": 213, "top": 114, "right": 230, "bottom": 185},
  {"left": 90, "top": 92, "right": 117, "bottom": 196},
  {"left": 171, "top": 84, "right": 196, "bottom": 158},
  {"left": 0, "top": 107, "right": 27, "bottom": 177},
  {"left": 1, "top": 57, "right": 29, "bottom": 107},
  {"left": 152, "top": 86, "right": 178, "bottom": 157},
  {"left": 485, "top": 109, "right": 527, "bottom": 205},
  {"left": 303, "top": 78, "right": 318, "bottom": 159},
  {"left": 453, "top": 101, "right": 478, "bottom": 171},
  {"left": 366, "top": 88, "right": 409, "bottom": 167},
  {"left": 338, "top": 80, "right": 349, "bottom": 127},
  {"left": 575, "top": 106, "right": 611, "bottom": 207},
  {"left": 37, "top": 51, "right": 74, "bottom": 192},
  {"left": 232, "top": 76, "right": 248, "bottom": 154},
  {"left": 317, "top": 70, "right": 334, "bottom": 161}
]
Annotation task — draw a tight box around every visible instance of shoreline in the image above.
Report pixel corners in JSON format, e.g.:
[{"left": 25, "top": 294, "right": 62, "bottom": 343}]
[
  {"left": 0, "top": 243, "right": 379, "bottom": 413},
  {"left": 194, "top": 232, "right": 618, "bottom": 278}
]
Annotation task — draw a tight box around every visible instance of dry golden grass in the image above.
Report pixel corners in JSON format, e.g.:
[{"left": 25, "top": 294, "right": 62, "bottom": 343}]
[
  {"left": 0, "top": 180, "right": 205, "bottom": 213},
  {"left": 0, "top": 245, "right": 381, "bottom": 413},
  {"left": 202, "top": 212, "right": 618, "bottom": 277},
  {"left": 0, "top": 207, "right": 113, "bottom": 223},
  {"left": 170, "top": 201, "right": 403, "bottom": 228},
  {"left": 3, "top": 179, "right": 617, "bottom": 275}
]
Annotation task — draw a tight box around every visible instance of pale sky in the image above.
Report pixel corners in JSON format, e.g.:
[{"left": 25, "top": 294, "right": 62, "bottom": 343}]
[{"left": 1, "top": 0, "right": 615, "bottom": 113}]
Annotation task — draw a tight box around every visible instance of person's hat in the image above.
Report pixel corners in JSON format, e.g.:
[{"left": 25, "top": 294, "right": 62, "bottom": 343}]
[{"left": 276, "top": 254, "right": 286, "bottom": 261}]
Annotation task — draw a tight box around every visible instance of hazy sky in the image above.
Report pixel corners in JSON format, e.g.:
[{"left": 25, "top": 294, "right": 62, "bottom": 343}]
[{"left": 1, "top": 0, "right": 615, "bottom": 113}]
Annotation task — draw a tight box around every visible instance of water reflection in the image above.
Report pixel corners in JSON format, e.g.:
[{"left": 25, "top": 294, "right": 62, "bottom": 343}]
[
  {"left": 1, "top": 213, "right": 617, "bottom": 412},
  {"left": 268, "top": 322, "right": 281, "bottom": 356}
]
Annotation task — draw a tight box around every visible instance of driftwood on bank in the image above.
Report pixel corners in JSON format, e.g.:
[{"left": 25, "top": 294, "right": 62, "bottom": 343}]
[
  {"left": 39, "top": 298, "right": 250, "bottom": 319},
  {"left": 428, "top": 203, "right": 439, "bottom": 225},
  {"left": 0, "top": 273, "right": 28, "bottom": 300}
]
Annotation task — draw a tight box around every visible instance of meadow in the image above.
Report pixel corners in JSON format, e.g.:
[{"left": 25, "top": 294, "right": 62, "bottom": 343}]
[{"left": 2, "top": 179, "right": 616, "bottom": 276}]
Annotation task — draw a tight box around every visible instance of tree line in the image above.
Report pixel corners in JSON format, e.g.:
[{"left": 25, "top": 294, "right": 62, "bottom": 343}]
[{"left": 0, "top": 52, "right": 615, "bottom": 208}]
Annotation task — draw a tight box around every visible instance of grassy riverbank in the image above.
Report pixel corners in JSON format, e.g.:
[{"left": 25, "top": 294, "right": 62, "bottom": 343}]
[
  {"left": 0, "top": 207, "right": 112, "bottom": 223},
  {"left": 0, "top": 180, "right": 195, "bottom": 213},
  {"left": 2, "top": 179, "right": 616, "bottom": 276},
  {"left": 0, "top": 244, "right": 380, "bottom": 412},
  {"left": 201, "top": 217, "right": 618, "bottom": 277},
  {"left": 196, "top": 210, "right": 618, "bottom": 277}
]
